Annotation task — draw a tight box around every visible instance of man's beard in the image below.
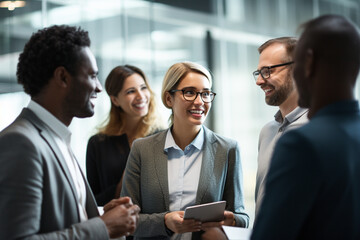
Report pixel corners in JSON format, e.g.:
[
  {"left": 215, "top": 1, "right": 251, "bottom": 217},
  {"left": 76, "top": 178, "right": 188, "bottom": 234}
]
[{"left": 266, "top": 74, "right": 294, "bottom": 106}]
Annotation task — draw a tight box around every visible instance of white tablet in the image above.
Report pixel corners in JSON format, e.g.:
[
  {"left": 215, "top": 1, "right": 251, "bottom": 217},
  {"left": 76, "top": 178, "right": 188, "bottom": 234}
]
[
  {"left": 183, "top": 201, "right": 226, "bottom": 222},
  {"left": 222, "top": 226, "right": 252, "bottom": 240}
]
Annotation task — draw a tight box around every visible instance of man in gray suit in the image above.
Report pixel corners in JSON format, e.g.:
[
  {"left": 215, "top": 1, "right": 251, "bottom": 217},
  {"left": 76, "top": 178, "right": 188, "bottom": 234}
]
[{"left": 0, "top": 25, "right": 140, "bottom": 239}]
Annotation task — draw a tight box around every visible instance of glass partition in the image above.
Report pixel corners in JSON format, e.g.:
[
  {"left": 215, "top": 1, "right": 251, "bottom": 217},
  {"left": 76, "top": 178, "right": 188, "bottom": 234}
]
[{"left": 1, "top": 0, "right": 359, "bottom": 226}]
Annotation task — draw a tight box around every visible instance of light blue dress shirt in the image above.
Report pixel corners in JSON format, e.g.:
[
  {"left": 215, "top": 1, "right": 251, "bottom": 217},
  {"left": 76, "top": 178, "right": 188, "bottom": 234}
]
[
  {"left": 165, "top": 126, "right": 204, "bottom": 212},
  {"left": 164, "top": 127, "right": 204, "bottom": 240}
]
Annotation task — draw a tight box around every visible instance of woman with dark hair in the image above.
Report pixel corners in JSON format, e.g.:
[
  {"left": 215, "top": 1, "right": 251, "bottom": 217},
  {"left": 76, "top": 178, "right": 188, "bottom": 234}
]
[{"left": 86, "top": 65, "right": 163, "bottom": 206}]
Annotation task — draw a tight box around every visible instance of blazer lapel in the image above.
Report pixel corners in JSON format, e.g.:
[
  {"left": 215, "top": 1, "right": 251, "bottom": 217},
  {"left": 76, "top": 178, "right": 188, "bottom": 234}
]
[
  {"left": 195, "top": 127, "right": 217, "bottom": 204},
  {"left": 153, "top": 130, "right": 170, "bottom": 210},
  {"left": 22, "top": 109, "right": 80, "bottom": 215}
]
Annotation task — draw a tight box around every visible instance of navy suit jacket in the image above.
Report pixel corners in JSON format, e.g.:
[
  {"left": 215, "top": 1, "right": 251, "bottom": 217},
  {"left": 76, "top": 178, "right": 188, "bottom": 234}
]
[{"left": 252, "top": 100, "right": 360, "bottom": 240}]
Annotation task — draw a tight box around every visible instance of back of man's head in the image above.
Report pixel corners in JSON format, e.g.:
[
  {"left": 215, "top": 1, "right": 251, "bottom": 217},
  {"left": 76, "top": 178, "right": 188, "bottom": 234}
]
[
  {"left": 299, "top": 15, "right": 360, "bottom": 85},
  {"left": 17, "top": 25, "right": 90, "bottom": 97}
]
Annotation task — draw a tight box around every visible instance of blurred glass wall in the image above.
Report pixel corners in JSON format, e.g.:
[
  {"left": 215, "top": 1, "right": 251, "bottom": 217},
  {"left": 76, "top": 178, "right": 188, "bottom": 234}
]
[{"left": 1, "top": 0, "right": 359, "bottom": 226}]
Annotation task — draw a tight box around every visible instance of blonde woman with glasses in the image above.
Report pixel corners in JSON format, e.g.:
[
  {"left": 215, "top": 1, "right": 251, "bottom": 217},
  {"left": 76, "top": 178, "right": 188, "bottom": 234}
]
[{"left": 118, "top": 61, "right": 249, "bottom": 240}]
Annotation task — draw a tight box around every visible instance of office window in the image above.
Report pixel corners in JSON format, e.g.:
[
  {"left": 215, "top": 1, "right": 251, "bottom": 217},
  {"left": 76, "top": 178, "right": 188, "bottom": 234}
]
[{"left": 1, "top": 0, "right": 359, "bottom": 226}]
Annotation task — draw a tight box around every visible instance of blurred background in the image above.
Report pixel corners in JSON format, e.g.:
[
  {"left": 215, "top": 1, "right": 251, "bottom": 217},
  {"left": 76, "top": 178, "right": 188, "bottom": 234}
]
[{"left": 1, "top": 0, "right": 360, "bottom": 226}]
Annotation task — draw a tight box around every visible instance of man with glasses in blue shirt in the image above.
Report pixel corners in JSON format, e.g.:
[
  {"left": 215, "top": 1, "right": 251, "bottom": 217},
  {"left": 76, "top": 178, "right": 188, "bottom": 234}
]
[{"left": 253, "top": 37, "right": 308, "bottom": 216}]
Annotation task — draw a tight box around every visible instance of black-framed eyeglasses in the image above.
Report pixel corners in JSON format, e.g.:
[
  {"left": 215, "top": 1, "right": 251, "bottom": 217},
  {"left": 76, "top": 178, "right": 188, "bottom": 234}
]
[
  {"left": 253, "top": 61, "right": 294, "bottom": 81},
  {"left": 169, "top": 88, "right": 216, "bottom": 103}
]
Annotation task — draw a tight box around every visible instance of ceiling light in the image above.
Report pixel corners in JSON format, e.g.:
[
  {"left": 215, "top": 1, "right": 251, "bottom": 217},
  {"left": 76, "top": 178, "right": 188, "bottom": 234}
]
[{"left": 0, "top": 1, "right": 26, "bottom": 11}]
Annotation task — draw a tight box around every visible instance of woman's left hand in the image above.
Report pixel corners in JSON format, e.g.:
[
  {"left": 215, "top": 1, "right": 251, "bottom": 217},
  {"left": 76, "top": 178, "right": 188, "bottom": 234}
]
[
  {"left": 222, "top": 211, "right": 235, "bottom": 226},
  {"left": 201, "top": 211, "right": 234, "bottom": 231}
]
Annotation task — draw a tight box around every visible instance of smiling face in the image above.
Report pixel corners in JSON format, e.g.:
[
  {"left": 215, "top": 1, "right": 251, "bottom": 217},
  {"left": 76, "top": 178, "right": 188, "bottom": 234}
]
[
  {"left": 166, "top": 71, "right": 211, "bottom": 132},
  {"left": 65, "top": 47, "right": 102, "bottom": 119},
  {"left": 111, "top": 73, "right": 150, "bottom": 120},
  {"left": 256, "top": 43, "right": 295, "bottom": 107}
]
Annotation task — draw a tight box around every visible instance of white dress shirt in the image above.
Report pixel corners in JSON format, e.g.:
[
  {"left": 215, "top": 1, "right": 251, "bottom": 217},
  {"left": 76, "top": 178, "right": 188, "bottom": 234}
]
[
  {"left": 164, "top": 127, "right": 204, "bottom": 240},
  {"left": 28, "top": 100, "right": 88, "bottom": 222}
]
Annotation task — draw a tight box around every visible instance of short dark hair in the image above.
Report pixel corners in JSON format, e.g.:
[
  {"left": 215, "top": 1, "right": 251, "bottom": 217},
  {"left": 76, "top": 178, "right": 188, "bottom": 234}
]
[
  {"left": 299, "top": 15, "right": 360, "bottom": 82},
  {"left": 258, "top": 37, "right": 297, "bottom": 63},
  {"left": 17, "top": 25, "right": 91, "bottom": 97}
]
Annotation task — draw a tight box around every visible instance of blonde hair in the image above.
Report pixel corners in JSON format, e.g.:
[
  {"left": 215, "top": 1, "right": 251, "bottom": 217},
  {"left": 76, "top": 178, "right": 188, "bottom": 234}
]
[
  {"left": 99, "top": 65, "right": 160, "bottom": 138},
  {"left": 161, "top": 61, "right": 212, "bottom": 124}
]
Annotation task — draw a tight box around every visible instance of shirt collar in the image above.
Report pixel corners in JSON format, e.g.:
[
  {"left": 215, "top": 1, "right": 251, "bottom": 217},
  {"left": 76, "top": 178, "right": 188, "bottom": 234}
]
[
  {"left": 164, "top": 126, "right": 204, "bottom": 152},
  {"left": 28, "top": 100, "right": 72, "bottom": 145},
  {"left": 274, "top": 106, "right": 308, "bottom": 124}
]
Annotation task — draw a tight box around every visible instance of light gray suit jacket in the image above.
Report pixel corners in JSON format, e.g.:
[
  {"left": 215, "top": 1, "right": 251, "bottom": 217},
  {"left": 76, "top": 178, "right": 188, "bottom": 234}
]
[
  {"left": 0, "top": 108, "right": 109, "bottom": 239},
  {"left": 121, "top": 126, "right": 249, "bottom": 240}
]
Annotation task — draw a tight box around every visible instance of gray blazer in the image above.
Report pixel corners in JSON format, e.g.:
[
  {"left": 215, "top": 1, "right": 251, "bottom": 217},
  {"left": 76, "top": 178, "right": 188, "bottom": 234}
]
[
  {"left": 0, "top": 108, "right": 109, "bottom": 239},
  {"left": 121, "top": 126, "right": 249, "bottom": 240}
]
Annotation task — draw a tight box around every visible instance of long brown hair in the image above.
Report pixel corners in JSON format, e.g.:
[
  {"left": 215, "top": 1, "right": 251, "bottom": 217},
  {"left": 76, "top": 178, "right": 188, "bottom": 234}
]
[{"left": 98, "top": 65, "right": 159, "bottom": 138}]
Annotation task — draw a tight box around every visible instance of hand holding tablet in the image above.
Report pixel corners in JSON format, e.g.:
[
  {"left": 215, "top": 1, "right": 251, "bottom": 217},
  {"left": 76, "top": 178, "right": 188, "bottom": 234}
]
[{"left": 183, "top": 201, "right": 226, "bottom": 222}]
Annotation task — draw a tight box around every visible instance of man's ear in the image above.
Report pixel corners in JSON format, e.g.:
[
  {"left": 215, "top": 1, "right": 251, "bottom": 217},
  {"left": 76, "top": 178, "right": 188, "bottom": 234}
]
[
  {"left": 165, "top": 92, "right": 173, "bottom": 108},
  {"left": 305, "top": 48, "right": 314, "bottom": 78},
  {"left": 53, "top": 66, "right": 69, "bottom": 88}
]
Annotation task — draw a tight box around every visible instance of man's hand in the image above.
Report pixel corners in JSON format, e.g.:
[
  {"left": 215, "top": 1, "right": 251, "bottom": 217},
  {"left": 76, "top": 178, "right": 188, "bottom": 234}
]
[
  {"left": 100, "top": 197, "right": 140, "bottom": 238},
  {"left": 165, "top": 211, "right": 202, "bottom": 234},
  {"left": 103, "top": 196, "right": 133, "bottom": 212}
]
